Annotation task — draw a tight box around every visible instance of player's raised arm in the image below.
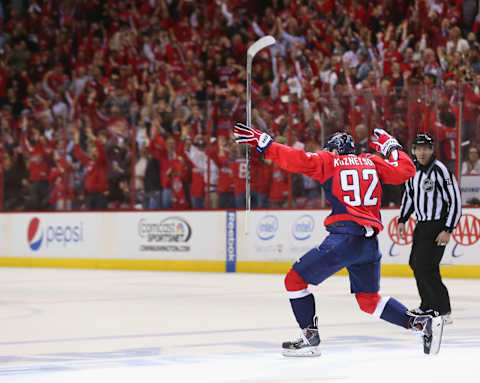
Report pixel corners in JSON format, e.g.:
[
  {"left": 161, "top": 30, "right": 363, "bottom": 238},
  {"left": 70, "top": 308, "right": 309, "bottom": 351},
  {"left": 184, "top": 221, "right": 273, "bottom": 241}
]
[
  {"left": 233, "top": 122, "right": 328, "bottom": 180},
  {"left": 368, "top": 128, "right": 416, "bottom": 185}
]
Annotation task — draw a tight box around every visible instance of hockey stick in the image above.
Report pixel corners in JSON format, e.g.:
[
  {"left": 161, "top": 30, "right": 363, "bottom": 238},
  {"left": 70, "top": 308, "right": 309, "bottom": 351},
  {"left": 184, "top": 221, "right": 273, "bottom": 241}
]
[{"left": 245, "top": 35, "right": 276, "bottom": 235}]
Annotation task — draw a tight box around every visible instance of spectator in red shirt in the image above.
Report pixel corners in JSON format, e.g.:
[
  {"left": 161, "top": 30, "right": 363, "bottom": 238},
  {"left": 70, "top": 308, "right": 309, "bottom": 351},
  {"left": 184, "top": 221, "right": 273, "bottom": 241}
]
[
  {"left": 171, "top": 161, "right": 189, "bottom": 210},
  {"left": 268, "top": 162, "right": 289, "bottom": 208},
  {"left": 215, "top": 136, "right": 235, "bottom": 209},
  {"left": 19, "top": 116, "right": 50, "bottom": 210},
  {"left": 161, "top": 136, "right": 184, "bottom": 209},
  {"left": 49, "top": 150, "right": 73, "bottom": 210},
  {"left": 73, "top": 127, "right": 109, "bottom": 210},
  {"left": 252, "top": 157, "right": 272, "bottom": 208},
  {"left": 230, "top": 144, "right": 247, "bottom": 209}
]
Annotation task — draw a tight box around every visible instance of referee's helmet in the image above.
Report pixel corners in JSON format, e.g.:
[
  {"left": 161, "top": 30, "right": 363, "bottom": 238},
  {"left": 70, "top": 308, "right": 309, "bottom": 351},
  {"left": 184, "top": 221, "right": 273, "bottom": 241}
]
[
  {"left": 324, "top": 132, "right": 355, "bottom": 155},
  {"left": 412, "top": 133, "right": 434, "bottom": 148}
]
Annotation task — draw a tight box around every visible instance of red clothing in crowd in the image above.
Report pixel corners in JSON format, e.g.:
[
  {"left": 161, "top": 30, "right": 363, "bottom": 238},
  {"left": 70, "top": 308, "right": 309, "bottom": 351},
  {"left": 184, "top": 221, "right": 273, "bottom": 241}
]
[
  {"left": 20, "top": 132, "right": 49, "bottom": 181},
  {"left": 74, "top": 140, "right": 109, "bottom": 193},
  {"left": 146, "top": 134, "right": 180, "bottom": 191},
  {"left": 253, "top": 161, "right": 272, "bottom": 196},
  {"left": 433, "top": 121, "right": 457, "bottom": 161},
  {"left": 269, "top": 164, "right": 289, "bottom": 203},
  {"left": 49, "top": 158, "right": 73, "bottom": 204},
  {"left": 463, "top": 84, "right": 480, "bottom": 122},
  {"left": 190, "top": 167, "right": 205, "bottom": 199},
  {"left": 216, "top": 115, "right": 233, "bottom": 138},
  {"left": 230, "top": 158, "right": 247, "bottom": 196},
  {"left": 161, "top": 156, "right": 186, "bottom": 189},
  {"left": 171, "top": 175, "right": 188, "bottom": 209},
  {"left": 216, "top": 153, "right": 234, "bottom": 194}
]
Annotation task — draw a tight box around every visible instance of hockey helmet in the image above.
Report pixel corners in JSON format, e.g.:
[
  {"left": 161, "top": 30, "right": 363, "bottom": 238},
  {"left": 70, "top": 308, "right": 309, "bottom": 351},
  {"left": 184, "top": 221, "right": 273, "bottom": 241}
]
[
  {"left": 412, "top": 133, "right": 434, "bottom": 148},
  {"left": 324, "top": 132, "right": 355, "bottom": 155}
]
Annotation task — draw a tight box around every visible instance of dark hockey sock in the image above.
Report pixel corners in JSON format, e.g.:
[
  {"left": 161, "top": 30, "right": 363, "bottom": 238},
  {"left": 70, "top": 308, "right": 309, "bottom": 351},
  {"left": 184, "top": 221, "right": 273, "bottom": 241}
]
[
  {"left": 379, "top": 297, "right": 410, "bottom": 329},
  {"left": 289, "top": 293, "right": 316, "bottom": 328}
]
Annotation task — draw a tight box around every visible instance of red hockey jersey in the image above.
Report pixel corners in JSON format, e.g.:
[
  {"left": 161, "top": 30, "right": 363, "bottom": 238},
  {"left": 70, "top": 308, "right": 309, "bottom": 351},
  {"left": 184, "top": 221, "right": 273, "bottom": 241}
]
[
  {"left": 265, "top": 143, "right": 415, "bottom": 233},
  {"left": 230, "top": 158, "right": 247, "bottom": 196}
]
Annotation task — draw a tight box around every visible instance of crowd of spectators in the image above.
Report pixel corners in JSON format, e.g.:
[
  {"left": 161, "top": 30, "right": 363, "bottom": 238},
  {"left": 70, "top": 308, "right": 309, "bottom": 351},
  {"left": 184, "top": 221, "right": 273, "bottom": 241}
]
[{"left": 1, "top": 0, "right": 479, "bottom": 211}]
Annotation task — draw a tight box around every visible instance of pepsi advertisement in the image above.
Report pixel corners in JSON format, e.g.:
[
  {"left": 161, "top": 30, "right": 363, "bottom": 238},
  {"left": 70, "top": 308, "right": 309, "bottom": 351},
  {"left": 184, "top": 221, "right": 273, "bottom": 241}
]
[{"left": 10, "top": 213, "right": 101, "bottom": 256}]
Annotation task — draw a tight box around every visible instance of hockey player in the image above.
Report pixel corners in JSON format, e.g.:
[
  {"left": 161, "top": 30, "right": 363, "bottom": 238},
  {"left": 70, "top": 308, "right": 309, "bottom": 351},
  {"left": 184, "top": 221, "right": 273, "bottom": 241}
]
[{"left": 233, "top": 122, "right": 445, "bottom": 356}]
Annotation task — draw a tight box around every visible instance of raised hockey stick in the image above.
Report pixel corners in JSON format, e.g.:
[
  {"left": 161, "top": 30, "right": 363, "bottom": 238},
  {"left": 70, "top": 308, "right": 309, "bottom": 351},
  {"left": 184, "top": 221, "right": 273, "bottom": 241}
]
[{"left": 245, "top": 35, "right": 276, "bottom": 235}]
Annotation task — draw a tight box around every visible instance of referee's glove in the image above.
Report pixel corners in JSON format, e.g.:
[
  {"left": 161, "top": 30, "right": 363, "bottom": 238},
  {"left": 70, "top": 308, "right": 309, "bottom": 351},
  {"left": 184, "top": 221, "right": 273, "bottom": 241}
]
[
  {"left": 369, "top": 128, "right": 402, "bottom": 160},
  {"left": 233, "top": 122, "right": 273, "bottom": 154}
]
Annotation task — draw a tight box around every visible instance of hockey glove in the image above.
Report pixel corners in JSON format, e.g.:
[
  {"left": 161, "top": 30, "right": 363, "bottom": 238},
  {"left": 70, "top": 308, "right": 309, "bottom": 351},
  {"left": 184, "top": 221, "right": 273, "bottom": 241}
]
[
  {"left": 233, "top": 122, "right": 273, "bottom": 154},
  {"left": 369, "top": 128, "right": 401, "bottom": 160}
]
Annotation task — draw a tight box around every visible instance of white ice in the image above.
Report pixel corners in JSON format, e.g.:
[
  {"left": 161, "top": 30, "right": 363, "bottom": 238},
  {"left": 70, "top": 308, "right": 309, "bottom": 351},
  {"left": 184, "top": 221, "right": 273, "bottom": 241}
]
[{"left": 0, "top": 268, "right": 479, "bottom": 383}]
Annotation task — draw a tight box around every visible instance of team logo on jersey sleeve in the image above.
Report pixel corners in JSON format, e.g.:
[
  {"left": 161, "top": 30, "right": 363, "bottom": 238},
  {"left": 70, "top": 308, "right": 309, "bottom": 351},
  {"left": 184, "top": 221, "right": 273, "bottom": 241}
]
[{"left": 27, "top": 217, "right": 43, "bottom": 251}]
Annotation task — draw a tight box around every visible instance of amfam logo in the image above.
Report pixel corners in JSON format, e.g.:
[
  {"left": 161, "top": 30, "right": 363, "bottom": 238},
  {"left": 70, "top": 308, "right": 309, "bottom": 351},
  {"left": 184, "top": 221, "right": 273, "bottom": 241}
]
[
  {"left": 27, "top": 217, "right": 84, "bottom": 251},
  {"left": 292, "top": 215, "right": 315, "bottom": 240},
  {"left": 256, "top": 215, "right": 278, "bottom": 241}
]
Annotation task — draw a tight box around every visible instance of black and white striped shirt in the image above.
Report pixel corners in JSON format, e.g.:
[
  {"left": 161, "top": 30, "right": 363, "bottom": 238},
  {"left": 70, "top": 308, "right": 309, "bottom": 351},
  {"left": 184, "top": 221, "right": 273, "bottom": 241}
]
[{"left": 399, "top": 159, "right": 462, "bottom": 232}]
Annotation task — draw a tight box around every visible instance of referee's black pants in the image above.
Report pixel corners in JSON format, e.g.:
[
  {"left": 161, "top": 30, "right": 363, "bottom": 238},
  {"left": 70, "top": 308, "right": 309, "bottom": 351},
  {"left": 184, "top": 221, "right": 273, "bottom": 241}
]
[{"left": 408, "top": 220, "right": 451, "bottom": 315}]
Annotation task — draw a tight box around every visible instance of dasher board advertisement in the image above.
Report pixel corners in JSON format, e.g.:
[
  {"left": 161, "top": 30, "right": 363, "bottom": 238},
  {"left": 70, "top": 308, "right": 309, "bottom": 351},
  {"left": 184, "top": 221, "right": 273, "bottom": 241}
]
[
  {"left": 244, "top": 211, "right": 328, "bottom": 262},
  {"left": 380, "top": 209, "right": 480, "bottom": 266},
  {"left": 8, "top": 213, "right": 102, "bottom": 257},
  {"left": 114, "top": 212, "right": 225, "bottom": 260},
  {"left": 243, "top": 209, "right": 480, "bottom": 266},
  {"left": 460, "top": 175, "right": 480, "bottom": 205}
]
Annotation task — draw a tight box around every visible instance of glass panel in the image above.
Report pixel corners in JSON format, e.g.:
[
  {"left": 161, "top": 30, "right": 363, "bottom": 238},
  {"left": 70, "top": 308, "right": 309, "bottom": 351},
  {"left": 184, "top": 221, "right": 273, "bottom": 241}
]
[{"left": 2, "top": 86, "right": 479, "bottom": 211}]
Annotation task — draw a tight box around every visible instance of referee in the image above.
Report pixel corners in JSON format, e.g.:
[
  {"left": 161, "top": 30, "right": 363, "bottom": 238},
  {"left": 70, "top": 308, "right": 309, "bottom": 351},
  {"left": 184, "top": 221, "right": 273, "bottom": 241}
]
[{"left": 398, "top": 133, "right": 462, "bottom": 322}]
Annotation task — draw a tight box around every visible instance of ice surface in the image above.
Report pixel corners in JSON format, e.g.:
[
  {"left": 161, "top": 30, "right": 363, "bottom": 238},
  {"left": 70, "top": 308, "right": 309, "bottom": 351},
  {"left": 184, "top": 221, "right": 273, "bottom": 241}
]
[{"left": 0, "top": 268, "right": 478, "bottom": 383}]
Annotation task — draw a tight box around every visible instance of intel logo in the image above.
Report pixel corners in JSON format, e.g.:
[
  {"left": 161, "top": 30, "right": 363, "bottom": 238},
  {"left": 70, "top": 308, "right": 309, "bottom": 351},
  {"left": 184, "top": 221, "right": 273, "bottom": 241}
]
[
  {"left": 256, "top": 215, "right": 278, "bottom": 240},
  {"left": 292, "top": 215, "right": 315, "bottom": 240}
]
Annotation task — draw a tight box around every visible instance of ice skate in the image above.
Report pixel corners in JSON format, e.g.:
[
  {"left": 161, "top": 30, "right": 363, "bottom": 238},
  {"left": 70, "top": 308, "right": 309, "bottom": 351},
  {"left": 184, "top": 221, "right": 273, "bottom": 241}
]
[
  {"left": 408, "top": 312, "right": 444, "bottom": 355},
  {"left": 442, "top": 312, "right": 453, "bottom": 325},
  {"left": 406, "top": 307, "right": 425, "bottom": 316},
  {"left": 282, "top": 317, "right": 321, "bottom": 357},
  {"left": 408, "top": 307, "right": 452, "bottom": 325}
]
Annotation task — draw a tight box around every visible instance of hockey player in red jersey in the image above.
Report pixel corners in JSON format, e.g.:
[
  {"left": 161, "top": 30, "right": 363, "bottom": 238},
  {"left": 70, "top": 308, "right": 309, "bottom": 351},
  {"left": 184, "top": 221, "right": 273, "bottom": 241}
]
[{"left": 233, "top": 122, "right": 445, "bottom": 357}]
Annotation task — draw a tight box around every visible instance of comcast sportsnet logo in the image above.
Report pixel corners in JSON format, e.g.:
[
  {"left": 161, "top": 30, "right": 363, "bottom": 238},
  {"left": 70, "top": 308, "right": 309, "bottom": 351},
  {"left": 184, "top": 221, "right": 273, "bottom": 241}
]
[{"left": 27, "top": 217, "right": 43, "bottom": 251}]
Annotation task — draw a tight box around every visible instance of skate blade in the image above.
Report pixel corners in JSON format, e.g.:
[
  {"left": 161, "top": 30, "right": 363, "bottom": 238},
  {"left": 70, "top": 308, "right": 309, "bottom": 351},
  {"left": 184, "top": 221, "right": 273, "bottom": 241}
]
[
  {"left": 282, "top": 346, "right": 321, "bottom": 357},
  {"left": 443, "top": 315, "right": 453, "bottom": 325},
  {"left": 426, "top": 316, "right": 444, "bottom": 355}
]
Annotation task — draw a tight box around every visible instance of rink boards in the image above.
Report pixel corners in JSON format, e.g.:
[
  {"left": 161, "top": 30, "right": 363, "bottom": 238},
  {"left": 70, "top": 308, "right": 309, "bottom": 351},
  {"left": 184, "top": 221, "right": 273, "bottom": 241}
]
[{"left": 0, "top": 209, "right": 479, "bottom": 278}]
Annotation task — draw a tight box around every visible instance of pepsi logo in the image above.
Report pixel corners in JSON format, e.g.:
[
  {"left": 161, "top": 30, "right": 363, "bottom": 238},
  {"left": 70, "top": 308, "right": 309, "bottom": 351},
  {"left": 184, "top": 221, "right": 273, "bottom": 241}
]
[
  {"left": 27, "top": 217, "right": 43, "bottom": 251},
  {"left": 26, "top": 217, "right": 84, "bottom": 251}
]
